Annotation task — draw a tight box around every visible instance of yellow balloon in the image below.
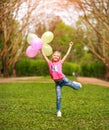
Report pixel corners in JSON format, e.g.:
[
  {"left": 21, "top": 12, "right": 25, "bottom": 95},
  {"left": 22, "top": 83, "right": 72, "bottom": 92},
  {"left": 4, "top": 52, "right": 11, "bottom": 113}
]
[
  {"left": 42, "top": 44, "right": 53, "bottom": 56},
  {"left": 41, "top": 31, "right": 54, "bottom": 44},
  {"left": 27, "top": 33, "right": 38, "bottom": 44}
]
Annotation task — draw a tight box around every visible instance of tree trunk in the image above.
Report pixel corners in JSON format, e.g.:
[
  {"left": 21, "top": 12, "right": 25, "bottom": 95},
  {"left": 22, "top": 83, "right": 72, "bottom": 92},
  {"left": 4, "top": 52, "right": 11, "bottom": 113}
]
[
  {"left": 105, "top": 62, "right": 109, "bottom": 81},
  {"left": 12, "top": 63, "right": 16, "bottom": 77},
  {"left": 3, "top": 59, "right": 9, "bottom": 77}
]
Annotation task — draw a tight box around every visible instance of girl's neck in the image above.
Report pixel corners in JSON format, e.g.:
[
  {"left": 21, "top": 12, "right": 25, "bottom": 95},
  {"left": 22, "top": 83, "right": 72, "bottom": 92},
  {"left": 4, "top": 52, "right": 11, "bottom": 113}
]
[{"left": 52, "top": 60, "right": 60, "bottom": 63}]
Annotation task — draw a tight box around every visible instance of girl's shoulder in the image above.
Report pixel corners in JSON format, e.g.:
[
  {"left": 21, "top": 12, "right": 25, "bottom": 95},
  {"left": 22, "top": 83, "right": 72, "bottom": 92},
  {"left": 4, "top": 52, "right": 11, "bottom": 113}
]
[{"left": 51, "top": 60, "right": 62, "bottom": 64}]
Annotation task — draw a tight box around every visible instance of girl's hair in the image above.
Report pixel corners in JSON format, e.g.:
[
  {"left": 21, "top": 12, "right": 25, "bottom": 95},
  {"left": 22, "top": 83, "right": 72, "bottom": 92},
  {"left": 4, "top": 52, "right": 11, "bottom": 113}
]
[{"left": 53, "top": 51, "right": 61, "bottom": 55}]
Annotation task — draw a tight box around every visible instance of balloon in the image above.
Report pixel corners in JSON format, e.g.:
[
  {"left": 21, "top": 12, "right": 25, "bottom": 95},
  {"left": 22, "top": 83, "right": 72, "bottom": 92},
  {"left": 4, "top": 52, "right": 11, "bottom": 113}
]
[
  {"left": 27, "top": 33, "right": 38, "bottom": 44},
  {"left": 30, "top": 38, "right": 43, "bottom": 50},
  {"left": 31, "top": 38, "right": 43, "bottom": 50},
  {"left": 41, "top": 31, "right": 54, "bottom": 44},
  {"left": 42, "top": 44, "right": 53, "bottom": 56},
  {"left": 26, "top": 45, "right": 38, "bottom": 58}
]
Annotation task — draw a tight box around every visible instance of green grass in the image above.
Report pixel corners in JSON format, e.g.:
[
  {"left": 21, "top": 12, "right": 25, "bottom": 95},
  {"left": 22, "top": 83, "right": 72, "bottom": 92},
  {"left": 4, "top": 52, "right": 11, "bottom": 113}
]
[{"left": 0, "top": 82, "right": 109, "bottom": 130}]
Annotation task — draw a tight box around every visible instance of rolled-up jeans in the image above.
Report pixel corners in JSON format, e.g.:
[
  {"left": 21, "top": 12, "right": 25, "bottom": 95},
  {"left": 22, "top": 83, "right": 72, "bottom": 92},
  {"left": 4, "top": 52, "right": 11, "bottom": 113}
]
[{"left": 55, "top": 77, "right": 81, "bottom": 111}]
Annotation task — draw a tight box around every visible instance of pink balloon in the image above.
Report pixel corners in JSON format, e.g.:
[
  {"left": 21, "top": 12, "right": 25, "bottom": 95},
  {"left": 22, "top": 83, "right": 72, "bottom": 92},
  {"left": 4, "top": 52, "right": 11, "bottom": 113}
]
[
  {"left": 30, "top": 38, "right": 43, "bottom": 50},
  {"left": 26, "top": 45, "right": 38, "bottom": 58}
]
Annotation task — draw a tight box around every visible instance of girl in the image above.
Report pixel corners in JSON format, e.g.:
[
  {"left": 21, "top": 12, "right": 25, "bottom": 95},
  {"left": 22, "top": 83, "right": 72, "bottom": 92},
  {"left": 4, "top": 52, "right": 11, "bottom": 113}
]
[{"left": 41, "top": 42, "right": 82, "bottom": 117}]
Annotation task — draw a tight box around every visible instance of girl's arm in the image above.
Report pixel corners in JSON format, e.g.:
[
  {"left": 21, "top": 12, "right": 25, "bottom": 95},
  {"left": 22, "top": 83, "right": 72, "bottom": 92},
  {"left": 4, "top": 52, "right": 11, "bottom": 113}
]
[
  {"left": 40, "top": 49, "right": 50, "bottom": 63},
  {"left": 61, "top": 42, "right": 74, "bottom": 63}
]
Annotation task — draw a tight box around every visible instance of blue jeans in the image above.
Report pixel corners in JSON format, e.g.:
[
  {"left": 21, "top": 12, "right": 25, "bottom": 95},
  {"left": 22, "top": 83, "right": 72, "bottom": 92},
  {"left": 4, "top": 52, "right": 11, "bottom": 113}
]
[{"left": 55, "top": 77, "right": 81, "bottom": 111}]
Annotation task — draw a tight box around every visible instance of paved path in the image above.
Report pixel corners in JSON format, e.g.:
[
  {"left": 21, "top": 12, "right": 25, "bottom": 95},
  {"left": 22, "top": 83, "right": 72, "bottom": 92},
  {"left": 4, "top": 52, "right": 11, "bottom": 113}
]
[
  {"left": 0, "top": 76, "right": 53, "bottom": 83},
  {"left": 0, "top": 76, "right": 109, "bottom": 87},
  {"left": 77, "top": 77, "right": 109, "bottom": 87}
]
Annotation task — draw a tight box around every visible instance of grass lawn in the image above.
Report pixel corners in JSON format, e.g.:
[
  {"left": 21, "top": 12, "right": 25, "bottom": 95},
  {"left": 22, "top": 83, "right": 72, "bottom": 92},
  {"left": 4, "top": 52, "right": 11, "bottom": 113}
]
[{"left": 0, "top": 81, "right": 109, "bottom": 130}]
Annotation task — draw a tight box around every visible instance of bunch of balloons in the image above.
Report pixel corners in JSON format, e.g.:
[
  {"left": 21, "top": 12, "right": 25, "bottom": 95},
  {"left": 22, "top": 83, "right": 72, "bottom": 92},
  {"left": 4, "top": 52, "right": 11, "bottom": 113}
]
[{"left": 26, "top": 31, "right": 54, "bottom": 58}]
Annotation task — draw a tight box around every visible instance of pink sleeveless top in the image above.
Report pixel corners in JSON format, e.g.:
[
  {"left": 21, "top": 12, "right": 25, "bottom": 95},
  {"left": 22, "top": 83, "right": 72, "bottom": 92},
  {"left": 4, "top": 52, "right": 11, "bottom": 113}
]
[{"left": 48, "top": 60, "right": 65, "bottom": 80}]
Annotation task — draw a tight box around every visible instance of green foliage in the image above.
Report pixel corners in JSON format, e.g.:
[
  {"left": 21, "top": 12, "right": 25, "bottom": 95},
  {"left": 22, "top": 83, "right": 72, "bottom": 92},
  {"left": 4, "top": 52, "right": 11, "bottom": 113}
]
[
  {"left": 52, "top": 22, "right": 86, "bottom": 62},
  {"left": 63, "top": 62, "right": 81, "bottom": 76},
  {"left": 81, "top": 61, "right": 106, "bottom": 78},
  {"left": 16, "top": 59, "right": 49, "bottom": 76},
  {"left": 80, "top": 51, "right": 94, "bottom": 64},
  {"left": 52, "top": 22, "right": 74, "bottom": 53},
  {"left": 0, "top": 32, "right": 4, "bottom": 52},
  {"left": 15, "top": 58, "right": 105, "bottom": 78},
  {"left": 0, "top": 83, "right": 109, "bottom": 130},
  {"left": 16, "top": 58, "right": 81, "bottom": 77},
  {"left": 16, "top": 59, "right": 30, "bottom": 76}
]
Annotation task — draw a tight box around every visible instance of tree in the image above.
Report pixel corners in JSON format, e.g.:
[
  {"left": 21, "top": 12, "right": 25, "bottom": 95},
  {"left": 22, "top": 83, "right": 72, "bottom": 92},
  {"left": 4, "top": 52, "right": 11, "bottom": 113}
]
[
  {"left": 0, "top": 0, "right": 78, "bottom": 77},
  {"left": 52, "top": 22, "right": 85, "bottom": 62},
  {"left": 1, "top": 0, "right": 94, "bottom": 77},
  {"left": 69, "top": 0, "right": 109, "bottom": 80},
  {"left": 0, "top": 0, "right": 39, "bottom": 77}
]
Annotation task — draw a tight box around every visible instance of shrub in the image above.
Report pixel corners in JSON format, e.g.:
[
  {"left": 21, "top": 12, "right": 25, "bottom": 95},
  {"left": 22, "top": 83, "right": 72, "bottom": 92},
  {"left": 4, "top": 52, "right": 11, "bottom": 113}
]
[
  {"left": 29, "top": 60, "right": 49, "bottom": 76},
  {"left": 63, "top": 62, "right": 81, "bottom": 76},
  {"left": 16, "top": 59, "right": 105, "bottom": 78},
  {"left": 16, "top": 60, "right": 31, "bottom": 76},
  {"left": 16, "top": 59, "right": 49, "bottom": 76},
  {"left": 81, "top": 61, "right": 106, "bottom": 78},
  {"left": 16, "top": 59, "right": 81, "bottom": 77}
]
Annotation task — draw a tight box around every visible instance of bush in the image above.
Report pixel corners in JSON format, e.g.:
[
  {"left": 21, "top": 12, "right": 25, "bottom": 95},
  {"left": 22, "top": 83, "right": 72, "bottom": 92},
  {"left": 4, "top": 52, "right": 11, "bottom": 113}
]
[
  {"left": 16, "top": 59, "right": 81, "bottom": 77},
  {"left": 63, "top": 62, "right": 81, "bottom": 76},
  {"left": 16, "top": 59, "right": 105, "bottom": 78},
  {"left": 16, "top": 59, "right": 49, "bottom": 76},
  {"left": 81, "top": 61, "right": 106, "bottom": 78},
  {"left": 16, "top": 60, "right": 30, "bottom": 76}
]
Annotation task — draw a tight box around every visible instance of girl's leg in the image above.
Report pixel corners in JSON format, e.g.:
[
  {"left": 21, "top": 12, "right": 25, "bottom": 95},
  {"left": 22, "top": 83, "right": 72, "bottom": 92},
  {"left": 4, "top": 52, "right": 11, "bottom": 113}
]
[
  {"left": 55, "top": 84, "right": 62, "bottom": 111},
  {"left": 63, "top": 77, "right": 82, "bottom": 90},
  {"left": 55, "top": 84, "right": 62, "bottom": 117}
]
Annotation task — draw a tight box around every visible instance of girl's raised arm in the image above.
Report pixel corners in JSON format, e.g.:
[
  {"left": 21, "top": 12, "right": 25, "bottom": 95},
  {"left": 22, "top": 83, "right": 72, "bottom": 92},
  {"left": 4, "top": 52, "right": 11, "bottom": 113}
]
[
  {"left": 40, "top": 49, "right": 50, "bottom": 63},
  {"left": 61, "top": 42, "right": 74, "bottom": 63}
]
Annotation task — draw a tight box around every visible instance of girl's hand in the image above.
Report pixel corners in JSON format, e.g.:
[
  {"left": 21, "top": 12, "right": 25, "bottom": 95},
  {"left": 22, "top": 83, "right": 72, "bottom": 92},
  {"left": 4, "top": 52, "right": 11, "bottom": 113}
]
[
  {"left": 69, "top": 42, "right": 74, "bottom": 47},
  {"left": 61, "top": 41, "right": 73, "bottom": 63}
]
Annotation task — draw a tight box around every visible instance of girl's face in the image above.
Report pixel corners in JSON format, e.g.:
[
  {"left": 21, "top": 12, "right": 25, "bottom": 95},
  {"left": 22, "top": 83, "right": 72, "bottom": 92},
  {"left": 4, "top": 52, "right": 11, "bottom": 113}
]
[{"left": 52, "top": 51, "right": 61, "bottom": 62}]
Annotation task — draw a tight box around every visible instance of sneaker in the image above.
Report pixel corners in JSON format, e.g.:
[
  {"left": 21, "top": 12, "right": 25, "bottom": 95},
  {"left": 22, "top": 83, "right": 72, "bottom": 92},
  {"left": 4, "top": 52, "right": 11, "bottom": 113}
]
[
  {"left": 73, "top": 81, "right": 82, "bottom": 88},
  {"left": 57, "top": 110, "right": 62, "bottom": 117},
  {"left": 78, "top": 82, "right": 82, "bottom": 88}
]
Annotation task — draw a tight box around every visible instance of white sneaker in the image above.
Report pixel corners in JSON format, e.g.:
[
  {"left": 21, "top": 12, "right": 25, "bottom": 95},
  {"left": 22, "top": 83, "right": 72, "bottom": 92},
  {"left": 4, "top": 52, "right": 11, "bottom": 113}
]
[
  {"left": 78, "top": 82, "right": 82, "bottom": 88},
  {"left": 57, "top": 111, "right": 62, "bottom": 117},
  {"left": 73, "top": 81, "right": 82, "bottom": 88}
]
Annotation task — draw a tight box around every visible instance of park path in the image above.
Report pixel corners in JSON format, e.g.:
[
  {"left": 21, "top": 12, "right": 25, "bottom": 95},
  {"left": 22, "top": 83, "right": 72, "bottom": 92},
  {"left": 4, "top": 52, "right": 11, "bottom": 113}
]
[
  {"left": 0, "top": 76, "right": 109, "bottom": 87},
  {"left": 0, "top": 76, "right": 53, "bottom": 83},
  {"left": 77, "top": 77, "right": 109, "bottom": 87}
]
